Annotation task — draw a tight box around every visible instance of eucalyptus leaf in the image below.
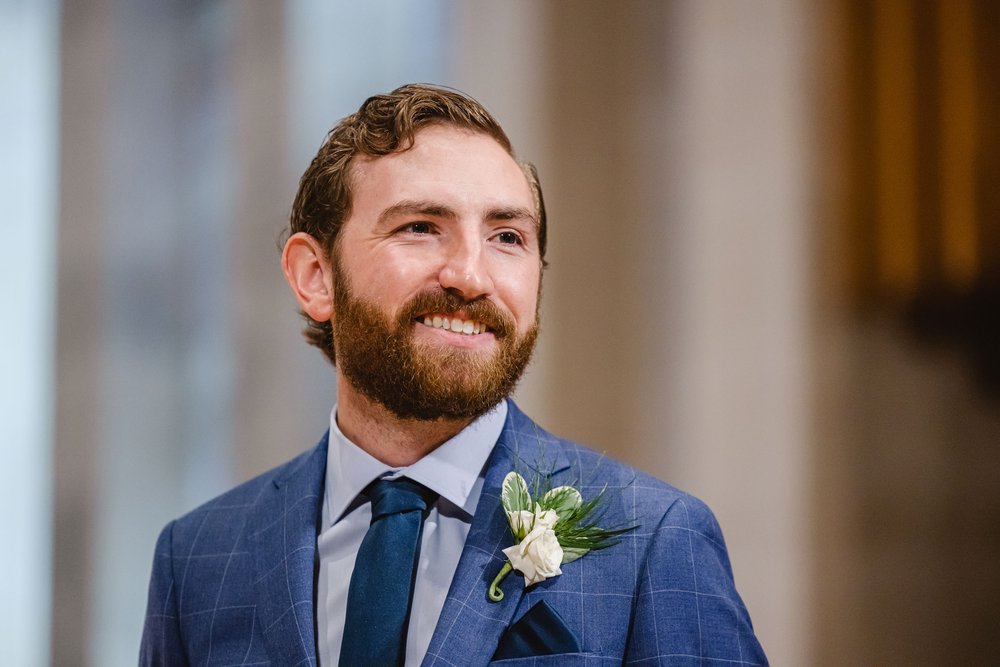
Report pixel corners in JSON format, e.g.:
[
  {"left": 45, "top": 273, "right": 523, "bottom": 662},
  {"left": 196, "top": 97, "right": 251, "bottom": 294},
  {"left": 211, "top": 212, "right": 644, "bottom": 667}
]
[{"left": 501, "top": 471, "right": 531, "bottom": 514}]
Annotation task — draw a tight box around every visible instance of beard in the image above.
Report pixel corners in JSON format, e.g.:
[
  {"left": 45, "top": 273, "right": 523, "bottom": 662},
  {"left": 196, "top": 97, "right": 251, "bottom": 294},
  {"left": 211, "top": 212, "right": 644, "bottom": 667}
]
[{"left": 331, "top": 268, "right": 539, "bottom": 422}]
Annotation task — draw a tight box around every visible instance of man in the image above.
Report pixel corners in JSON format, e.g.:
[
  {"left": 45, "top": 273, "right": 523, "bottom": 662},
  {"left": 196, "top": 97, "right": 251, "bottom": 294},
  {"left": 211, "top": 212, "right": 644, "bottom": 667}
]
[{"left": 141, "top": 84, "right": 766, "bottom": 666}]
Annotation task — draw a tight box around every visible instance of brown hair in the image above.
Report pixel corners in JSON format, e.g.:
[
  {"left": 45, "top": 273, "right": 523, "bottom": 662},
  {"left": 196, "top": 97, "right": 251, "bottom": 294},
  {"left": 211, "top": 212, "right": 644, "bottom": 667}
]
[{"left": 286, "top": 83, "right": 547, "bottom": 364}]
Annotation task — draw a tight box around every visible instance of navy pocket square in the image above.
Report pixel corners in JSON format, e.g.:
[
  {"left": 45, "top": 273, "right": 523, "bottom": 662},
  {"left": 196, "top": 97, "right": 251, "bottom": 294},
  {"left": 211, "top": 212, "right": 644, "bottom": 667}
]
[{"left": 492, "top": 600, "right": 582, "bottom": 661}]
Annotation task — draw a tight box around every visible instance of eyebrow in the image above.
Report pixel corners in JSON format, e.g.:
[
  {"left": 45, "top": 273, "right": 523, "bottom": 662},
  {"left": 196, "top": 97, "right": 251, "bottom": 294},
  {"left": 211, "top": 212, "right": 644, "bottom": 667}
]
[
  {"left": 377, "top": 199, "right": 538, "bottom": 228},
  {"left": 487, "top": 206, "right": 537, "bottom": 225},
  {"left": 378, "top": 201, "right": 455, "bottom": 225}
]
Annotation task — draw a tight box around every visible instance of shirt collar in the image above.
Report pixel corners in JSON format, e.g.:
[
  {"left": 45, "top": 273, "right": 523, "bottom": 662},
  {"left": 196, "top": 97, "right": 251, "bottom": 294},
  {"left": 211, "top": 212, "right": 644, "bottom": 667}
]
[{"left": 324, "top": 400, "right": 507, "bottom": 527}]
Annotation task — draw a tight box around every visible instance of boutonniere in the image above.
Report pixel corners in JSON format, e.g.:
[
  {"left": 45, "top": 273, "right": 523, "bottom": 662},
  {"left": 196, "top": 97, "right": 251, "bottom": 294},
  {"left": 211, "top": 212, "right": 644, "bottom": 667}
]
[{"left": 488, "top": 470, "right": 634, "bottom": 601}]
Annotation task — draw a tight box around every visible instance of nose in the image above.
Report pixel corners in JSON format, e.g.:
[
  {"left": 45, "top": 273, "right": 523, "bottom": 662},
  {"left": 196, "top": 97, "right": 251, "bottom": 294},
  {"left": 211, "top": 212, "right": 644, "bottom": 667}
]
[{"left": 438, "top": 234, "right": 493, "bottom": 300}]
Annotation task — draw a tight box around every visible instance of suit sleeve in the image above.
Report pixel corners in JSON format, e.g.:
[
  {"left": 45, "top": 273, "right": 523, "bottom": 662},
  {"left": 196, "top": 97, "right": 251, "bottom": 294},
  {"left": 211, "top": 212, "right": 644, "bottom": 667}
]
[
  {"left": 139, "top": 521, "right": 189, "bottom": 667},
  {"left": 625, "top": 496, "right": 768, "bottom": 665}
]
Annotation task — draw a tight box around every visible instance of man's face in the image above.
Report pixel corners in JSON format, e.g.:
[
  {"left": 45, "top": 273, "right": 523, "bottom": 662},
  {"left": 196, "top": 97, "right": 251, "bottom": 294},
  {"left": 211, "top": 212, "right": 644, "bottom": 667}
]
[{"left": 331, "top": 124, "right": 542, "bottom": 421}]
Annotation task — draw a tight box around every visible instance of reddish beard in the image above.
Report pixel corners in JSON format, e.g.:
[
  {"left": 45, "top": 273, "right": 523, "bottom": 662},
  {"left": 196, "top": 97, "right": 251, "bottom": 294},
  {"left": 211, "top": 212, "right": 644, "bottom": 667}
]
[{"left": 331, "top": 274, "right": 539, "bottom": 422}]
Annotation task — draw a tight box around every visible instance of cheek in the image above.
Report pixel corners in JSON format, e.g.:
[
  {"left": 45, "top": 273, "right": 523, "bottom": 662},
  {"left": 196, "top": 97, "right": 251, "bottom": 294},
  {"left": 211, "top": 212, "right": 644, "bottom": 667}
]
[
  {"left": 346, "top": 253, "right": 428, "bottom": 302},
  {"left": 499, "top": 269, "right": 541, "bottom": 325}
]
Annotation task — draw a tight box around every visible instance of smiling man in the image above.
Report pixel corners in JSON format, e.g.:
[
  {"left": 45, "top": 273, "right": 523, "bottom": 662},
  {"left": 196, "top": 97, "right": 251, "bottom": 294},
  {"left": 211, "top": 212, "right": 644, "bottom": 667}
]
[{"left": 140, "top": 84, "right": 767, "bottom": 666}]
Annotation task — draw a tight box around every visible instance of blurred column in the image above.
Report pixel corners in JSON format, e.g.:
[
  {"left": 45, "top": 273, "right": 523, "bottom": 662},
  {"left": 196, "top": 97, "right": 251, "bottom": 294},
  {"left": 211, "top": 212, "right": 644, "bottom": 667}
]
[
  {"left": 56, "top": 1, "right": 244, "bottom": 663},
  {"left": 656, "top": 6, "right": 813, "bottom": 663},
  {"left": 54, "top": 0, "right": 110, "bottom": 661},
  {"left": 0, "top": 1, "right": 59, "bottom": 665}
]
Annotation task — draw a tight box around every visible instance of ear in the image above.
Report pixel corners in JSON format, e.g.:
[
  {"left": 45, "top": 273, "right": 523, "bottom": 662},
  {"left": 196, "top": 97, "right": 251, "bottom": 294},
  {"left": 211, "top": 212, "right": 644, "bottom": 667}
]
[{"left": 282, "top": 232, "right": 334, "bottom": 322}]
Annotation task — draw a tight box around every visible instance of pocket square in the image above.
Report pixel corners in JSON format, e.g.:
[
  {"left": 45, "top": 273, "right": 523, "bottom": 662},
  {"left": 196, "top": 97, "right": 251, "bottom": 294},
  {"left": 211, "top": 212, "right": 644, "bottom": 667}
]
[{"left": 491, "top": 600, "right": 582, "bottom": 661}]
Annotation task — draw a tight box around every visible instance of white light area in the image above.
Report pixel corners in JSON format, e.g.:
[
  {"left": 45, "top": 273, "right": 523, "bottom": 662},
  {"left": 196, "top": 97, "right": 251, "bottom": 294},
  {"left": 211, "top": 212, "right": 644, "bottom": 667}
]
[
  {"left": 0, "top": 1, "right": 59, "bottom": 665},
  {"left": 285, "top": 0, "right": 450, "bottom": 169}
]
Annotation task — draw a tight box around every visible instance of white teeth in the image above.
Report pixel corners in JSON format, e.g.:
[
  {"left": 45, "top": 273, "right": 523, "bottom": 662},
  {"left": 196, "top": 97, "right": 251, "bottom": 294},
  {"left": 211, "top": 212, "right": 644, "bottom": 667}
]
[{"left": 421, "top": 314, "right": 487, "bottom": 336}]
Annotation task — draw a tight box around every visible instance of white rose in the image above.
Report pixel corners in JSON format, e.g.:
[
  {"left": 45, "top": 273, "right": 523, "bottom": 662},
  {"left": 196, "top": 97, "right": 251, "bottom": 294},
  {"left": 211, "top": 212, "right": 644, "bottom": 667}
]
[
  {"left": 502, "top": 523, "right": 563, "bottom": 587},
  {"left": 506, "top": 510, "right": 536, "bottom": 540},
  {"left": 532, "top": 505, "right": 559, "bottom": 529},
  {"left": 506, "top": 505, "right": 559, "bottom": 541}
]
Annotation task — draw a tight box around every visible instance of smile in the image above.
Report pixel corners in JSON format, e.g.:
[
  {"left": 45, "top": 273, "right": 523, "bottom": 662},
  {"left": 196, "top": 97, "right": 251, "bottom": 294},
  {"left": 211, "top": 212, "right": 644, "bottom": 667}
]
[{"left": 420, "top": 314, "right": 488, "bottom": 336}]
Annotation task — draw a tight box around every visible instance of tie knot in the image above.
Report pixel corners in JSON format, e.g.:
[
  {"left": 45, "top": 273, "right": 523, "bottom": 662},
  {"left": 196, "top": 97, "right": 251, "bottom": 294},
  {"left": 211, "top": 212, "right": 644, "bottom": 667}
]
[{"left": 367, "top": 477, "right": 437, "bottom": 521}]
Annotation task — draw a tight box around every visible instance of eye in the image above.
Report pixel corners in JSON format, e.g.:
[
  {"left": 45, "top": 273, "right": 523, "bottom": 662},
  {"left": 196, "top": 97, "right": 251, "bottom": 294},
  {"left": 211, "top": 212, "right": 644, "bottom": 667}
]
[
  {"left": 495, "top": 231, "right": 522, "bottom": 245},
  {"left": 395, "top": 221, "right": 434, "bottom": 236},
  {"left": 405, "top": 222, "right": 433, "bottom": 234}
]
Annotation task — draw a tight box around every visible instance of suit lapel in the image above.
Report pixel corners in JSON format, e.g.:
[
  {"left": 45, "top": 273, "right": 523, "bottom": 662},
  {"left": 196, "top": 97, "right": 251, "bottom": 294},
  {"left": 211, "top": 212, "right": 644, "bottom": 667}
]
[
  {"left": 423, "top": 403, "right": 570, "bottom": 666},
  {"left": 246, "top": 434, "right": 327, "bottom": 666}
]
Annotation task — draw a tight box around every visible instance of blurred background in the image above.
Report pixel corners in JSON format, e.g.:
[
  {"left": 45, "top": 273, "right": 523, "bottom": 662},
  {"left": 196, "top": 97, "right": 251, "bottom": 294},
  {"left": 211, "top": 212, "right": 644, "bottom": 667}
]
[{"left": 3, "top": 0, "right": 999, "bottom": 664}]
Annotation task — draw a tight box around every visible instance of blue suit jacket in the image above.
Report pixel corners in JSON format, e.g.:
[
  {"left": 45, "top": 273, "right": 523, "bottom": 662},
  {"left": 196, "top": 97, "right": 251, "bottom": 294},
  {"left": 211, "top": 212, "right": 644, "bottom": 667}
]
[{"left": 140, "top": 403, "right": 767, "bottom": 665}]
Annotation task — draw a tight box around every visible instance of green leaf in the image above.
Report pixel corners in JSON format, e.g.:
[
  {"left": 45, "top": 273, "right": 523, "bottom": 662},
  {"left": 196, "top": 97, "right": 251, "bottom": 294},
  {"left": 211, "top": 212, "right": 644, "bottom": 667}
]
[
  {"left": 561, "top": 546, "right": 590, "bottom": 564},
  {"left": 539, "top": 485, "right": 582, "bottom": 521},
  {"left": 501, "top": 471, "right": 531, "bottom": 514}
]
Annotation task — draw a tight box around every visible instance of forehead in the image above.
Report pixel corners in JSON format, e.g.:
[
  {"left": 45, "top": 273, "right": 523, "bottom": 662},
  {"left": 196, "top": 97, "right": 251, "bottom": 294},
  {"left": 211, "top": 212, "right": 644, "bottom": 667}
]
[{"left": 348, "top": 125, "right": 535, "bottom": 214}]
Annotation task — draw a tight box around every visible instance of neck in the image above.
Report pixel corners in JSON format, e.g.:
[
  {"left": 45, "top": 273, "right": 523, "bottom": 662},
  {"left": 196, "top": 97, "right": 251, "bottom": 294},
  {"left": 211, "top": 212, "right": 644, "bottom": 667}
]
[{"left": 335, "top": 377, "right": 475, "bottom": 467}]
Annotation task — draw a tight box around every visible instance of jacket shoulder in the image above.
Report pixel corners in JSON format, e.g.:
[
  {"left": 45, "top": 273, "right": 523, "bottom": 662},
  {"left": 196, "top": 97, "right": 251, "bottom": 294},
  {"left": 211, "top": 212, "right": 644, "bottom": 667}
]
[
  {"left": 503, "top": 403, "right": 721, "bottom": 531},
  {"left": 141, "top": 434, "right": 328, "bottom": 665},
  {"left": 166, "top": 433, "right": 328, "bottom": 549},
  {"left": 536, "top": 428, "right": 699, "bottom": 519}
]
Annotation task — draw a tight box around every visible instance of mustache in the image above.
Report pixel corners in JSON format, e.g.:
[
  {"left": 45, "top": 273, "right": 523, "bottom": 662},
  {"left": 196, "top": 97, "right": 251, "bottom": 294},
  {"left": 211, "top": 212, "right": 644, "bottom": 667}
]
[{"left": 399, "top": 289, "right": 514, "bottom": 338}]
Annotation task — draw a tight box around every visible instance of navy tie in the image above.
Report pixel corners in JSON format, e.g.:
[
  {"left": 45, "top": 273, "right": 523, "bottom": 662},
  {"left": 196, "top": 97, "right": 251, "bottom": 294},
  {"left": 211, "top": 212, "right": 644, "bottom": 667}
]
[{"left": 340, "top": 477, "right": 438, "bottom": 667}]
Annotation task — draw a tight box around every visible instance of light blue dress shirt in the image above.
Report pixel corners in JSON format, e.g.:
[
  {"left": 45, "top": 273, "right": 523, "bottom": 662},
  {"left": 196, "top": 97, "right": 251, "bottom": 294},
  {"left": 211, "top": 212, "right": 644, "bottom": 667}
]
[{"left": 316, "top": 400, "right": 507, "bottom": 667}]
